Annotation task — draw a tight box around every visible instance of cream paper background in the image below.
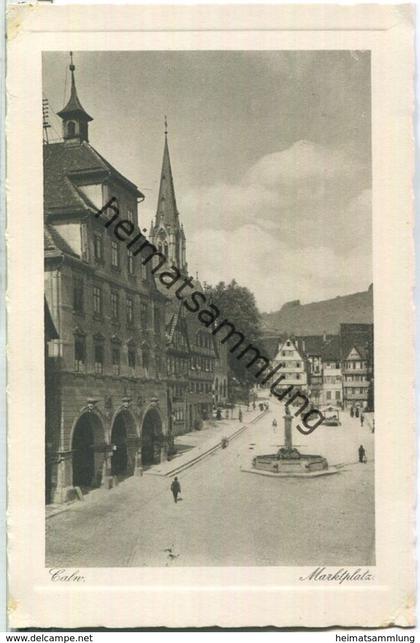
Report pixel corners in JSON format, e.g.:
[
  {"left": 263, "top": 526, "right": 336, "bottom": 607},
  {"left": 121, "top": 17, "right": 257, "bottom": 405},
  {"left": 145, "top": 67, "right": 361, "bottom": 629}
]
[{"left": 6, "top": 4, "right": 415, "bottom": 629}]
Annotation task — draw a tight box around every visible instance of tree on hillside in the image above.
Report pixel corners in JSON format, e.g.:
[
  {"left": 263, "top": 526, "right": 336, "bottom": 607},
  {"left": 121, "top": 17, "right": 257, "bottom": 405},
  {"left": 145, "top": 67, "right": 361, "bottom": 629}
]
[{"left": 204, "top": 280, "right": 264, "bottom": 391}]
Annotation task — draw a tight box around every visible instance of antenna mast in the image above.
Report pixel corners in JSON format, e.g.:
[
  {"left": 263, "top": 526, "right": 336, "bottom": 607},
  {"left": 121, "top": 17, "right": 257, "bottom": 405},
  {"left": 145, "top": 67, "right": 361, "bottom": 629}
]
[{"left": 42, "top": 98, "right": 51, "bottom": 144}]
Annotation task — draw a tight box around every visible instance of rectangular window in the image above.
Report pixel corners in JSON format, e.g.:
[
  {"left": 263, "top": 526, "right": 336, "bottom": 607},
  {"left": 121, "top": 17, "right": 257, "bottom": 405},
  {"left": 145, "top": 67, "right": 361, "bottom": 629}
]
[
  {"left": 112, "top": 347, "right": 120, "bottom": 375},
  {"left": 335, "top": 390, "right": 341, "bottom": 400},
  {"left": 126, "top": 297, "right": 134, "bottom": 326},
  {"left": 73, "top": 277, "right": 84, "bottom": 313},
  {"left": 93, "top": 285, "right": 102, "bottom": 316},
  {"left": 128, "top": 347, "right": 136, "bottom": 370},
  {"left": 74, "top": 335, "right": 86, "bottom": 371},
  {"left": 94, "top": 343, "right": 104, "bottom": 374},
  {"left": 111, "top": 241, "right": 120, "bottom": 269},
  {"left": 140, "top": 301, "right": 148, "bottom": 330},
  {"left": 94, "top": 234, "right": 104, "bottom": 263},
  {"left": 111, "top": 291, "right": 119, "bottom": 320},
  {"left": 127, "top": 250, "right": 135, "bottom": 275},
  {"left": 326, "top": 391, "right": 332, "bottom": 400},
  {"left": 142, "top": 347, "right": 150, "bottom": 371},
  {"left": 154, "top": 308, "right": 161, "bottom": 334},
  {"left": 140, "top": 262, "right": 147, "bottom": 281}
]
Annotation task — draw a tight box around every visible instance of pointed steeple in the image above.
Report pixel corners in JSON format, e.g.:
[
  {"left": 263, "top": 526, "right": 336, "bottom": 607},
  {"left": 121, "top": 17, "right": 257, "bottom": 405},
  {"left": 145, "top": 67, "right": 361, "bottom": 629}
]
[
  {"left": 156, "top": 118, "right": 179, "bottom": 228},
  {"left": 57, "top": 52, "right": 93, "bottom": 143},
  {"left": 150, "top": 118, "right": 188, "bottom": 274}
]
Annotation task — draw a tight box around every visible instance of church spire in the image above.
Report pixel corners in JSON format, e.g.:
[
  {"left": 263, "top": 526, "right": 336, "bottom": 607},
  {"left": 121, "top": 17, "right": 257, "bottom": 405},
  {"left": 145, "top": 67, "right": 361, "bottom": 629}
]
[
  {"left": 150, "top": 119, "right": 187, "bottom": 273},
  {"left": 156, "top": 117, "right": 179, "bottom": 228},
  {"left": 57, "top": 52, "right": 93, "bottom": 143}
]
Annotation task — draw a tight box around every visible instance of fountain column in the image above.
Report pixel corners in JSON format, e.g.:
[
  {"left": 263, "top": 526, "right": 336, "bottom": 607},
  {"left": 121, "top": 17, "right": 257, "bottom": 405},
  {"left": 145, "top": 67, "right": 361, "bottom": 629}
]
[{"left": 284, "top": 407, "right": 293, "bottom": 450}]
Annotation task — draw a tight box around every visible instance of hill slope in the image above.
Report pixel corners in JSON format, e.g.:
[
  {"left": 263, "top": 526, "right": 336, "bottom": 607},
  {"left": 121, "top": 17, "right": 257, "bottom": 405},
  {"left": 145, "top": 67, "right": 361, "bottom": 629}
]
[{"left": 261, "top": 285, "right": 373, "bottom": 336}]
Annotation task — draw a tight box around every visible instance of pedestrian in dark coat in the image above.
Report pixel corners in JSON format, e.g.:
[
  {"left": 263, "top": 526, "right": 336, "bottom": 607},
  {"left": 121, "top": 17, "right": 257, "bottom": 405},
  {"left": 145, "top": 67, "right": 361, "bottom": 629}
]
[
  {"left": 358, "top": 445, "right": 366, "bottom": 463},
  {"left": 360, "top": 413, "right": 365, "bottom": 427},
  {"left": 350, "top": 406, "right": 354, "bottom": 418},
  {"left": 355, "top": 407, "right": 359, "bottom": 418},
  {"left": 170, "top": 477, "right": 181, "bottom": 503}
]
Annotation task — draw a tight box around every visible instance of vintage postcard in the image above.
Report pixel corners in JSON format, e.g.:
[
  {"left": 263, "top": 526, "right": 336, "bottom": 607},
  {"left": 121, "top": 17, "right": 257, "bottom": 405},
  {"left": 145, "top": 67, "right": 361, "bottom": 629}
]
[{"left": 7, "top": 3, "right": 415, "bottom": 629}]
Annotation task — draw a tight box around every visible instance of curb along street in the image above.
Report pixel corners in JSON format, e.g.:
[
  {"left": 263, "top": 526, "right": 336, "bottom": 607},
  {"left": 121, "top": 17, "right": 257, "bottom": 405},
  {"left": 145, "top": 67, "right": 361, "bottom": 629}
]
[
  {"left": 46, "top": 409, "right": 268, "bottom": 520},
  {"left": 146, "top": 409, "right": 268, "bottom": 478}
]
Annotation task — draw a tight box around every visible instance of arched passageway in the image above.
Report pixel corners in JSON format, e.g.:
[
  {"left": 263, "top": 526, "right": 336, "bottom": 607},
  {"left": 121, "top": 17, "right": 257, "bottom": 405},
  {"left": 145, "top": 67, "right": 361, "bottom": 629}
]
[
  {"left": 141, "top": 408, "right": 163, "bottom": 467},
  {"left": 111, "top": 410, "right": 136, "bottom": 478},
  {"left": 72, "top": 412, "right": 104, "bottom": 490}
]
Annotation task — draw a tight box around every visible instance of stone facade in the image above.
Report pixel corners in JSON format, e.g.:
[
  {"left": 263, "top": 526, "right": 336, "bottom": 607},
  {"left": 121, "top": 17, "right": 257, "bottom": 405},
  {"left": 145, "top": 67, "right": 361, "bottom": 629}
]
[{"left": 44, "top": 60, "right": 169, "bottom": 503}]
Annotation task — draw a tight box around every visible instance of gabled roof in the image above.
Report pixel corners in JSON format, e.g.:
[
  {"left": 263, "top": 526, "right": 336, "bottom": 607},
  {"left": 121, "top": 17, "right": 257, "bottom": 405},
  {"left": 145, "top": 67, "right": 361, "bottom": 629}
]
[
  {"left": 44, "top": 140, "right": 143, "bottom": 216},
  {"left": 277, "top": 336, "right": 304, "bottom": 358},
  {"left": 344, "top": 344, "right": 368, "bottom": 360}
]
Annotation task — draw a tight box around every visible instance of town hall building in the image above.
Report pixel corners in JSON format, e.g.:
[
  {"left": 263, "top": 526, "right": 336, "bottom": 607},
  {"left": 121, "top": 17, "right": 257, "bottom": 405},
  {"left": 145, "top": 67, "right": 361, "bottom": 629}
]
[{"left": 44, "top": 57, "right": 169, "bottom": 503}]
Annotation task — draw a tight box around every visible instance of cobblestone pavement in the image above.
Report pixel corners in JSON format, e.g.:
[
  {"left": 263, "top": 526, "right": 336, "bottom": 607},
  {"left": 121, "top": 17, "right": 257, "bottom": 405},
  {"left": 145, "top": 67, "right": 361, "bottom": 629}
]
[{"left": 46, "top": 402, "right": 375, "bottom": 568}]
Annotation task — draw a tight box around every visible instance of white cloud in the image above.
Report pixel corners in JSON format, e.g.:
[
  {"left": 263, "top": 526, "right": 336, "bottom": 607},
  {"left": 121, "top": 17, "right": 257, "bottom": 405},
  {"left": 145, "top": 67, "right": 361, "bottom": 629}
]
[
  {"left": 188, "top": 220, "right": 372, "bottom": 313},
  {"left": 181, "top": 140, "right": 369, "bottom": 235},
  {"left": 182, "top": 140, "right": 371, "bottom": 311},
  {"left": 245, "top": 140, "right": 361, "bottom": 185}
]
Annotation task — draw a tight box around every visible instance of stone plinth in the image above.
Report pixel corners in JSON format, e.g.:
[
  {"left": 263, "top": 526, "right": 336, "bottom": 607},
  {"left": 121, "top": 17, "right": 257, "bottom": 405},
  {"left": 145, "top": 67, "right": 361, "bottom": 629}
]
[
  {"left": 252, "top": 451, "right": 328, "bottom": 475},
  {"left": 247, "top": 408, "right": 332, "bottom": 478}
]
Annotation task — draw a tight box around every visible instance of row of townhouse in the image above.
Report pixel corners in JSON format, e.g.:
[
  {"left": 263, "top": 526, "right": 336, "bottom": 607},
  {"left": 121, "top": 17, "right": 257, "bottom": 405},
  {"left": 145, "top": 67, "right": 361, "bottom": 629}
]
[
  {"left": 259, "top": 323, "right": 374, "bottom": 410},
  {"left": 44, "top": 57, "right": 228, "bottom": 504}
]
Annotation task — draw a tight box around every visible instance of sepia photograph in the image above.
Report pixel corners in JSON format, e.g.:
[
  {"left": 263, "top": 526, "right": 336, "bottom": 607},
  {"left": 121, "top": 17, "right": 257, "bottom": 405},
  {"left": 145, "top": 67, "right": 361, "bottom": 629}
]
[
  {"left": 43, "top": 49, "right": 375, "bottom": 568},
  {"left": 6, "top": 3, "right": 414, "bottom": 629}
]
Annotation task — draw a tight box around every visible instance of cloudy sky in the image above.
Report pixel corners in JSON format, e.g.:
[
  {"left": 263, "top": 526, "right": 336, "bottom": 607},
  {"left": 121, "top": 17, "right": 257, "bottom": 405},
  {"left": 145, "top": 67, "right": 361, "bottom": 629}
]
[{"left": 43, "top": 51, "right": 372, "bottom": 313}]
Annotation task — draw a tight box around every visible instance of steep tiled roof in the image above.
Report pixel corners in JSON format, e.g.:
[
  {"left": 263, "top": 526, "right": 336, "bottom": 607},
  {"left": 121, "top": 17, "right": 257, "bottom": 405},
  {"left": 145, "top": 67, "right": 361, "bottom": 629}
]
[
  {"left": 320, "top": 335, "right": 341, "bottom": 361},
  {"left": 44, "top": 140, "right": 142, "bottom": 216},
  {"left": 340, "top": 323, "right": 373, "bottom": 361},
  {"left": 298, "top": 335, "right": 326, "bottom": 356}
]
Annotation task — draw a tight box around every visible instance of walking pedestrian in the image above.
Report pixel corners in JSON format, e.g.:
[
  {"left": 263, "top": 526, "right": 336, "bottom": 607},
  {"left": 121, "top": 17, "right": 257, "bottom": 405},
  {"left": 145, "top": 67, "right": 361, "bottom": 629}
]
[
  {"left": 238, "top": 409, "right": 243, "bottom": 423},
  {"left": 170, "top": 476, "right": 181, "bottom": 503},
  {"left": 360, "top": 413, "right": 365, "bottom": 427},
  {"left": 350, "top": 406, "right": 354, "bottom": 418},
  {"left": 358, "top": 444, "right": 366, "bottom": 464},
  {"left": 355, "top": 407, "right": 359, "bottom": 418},
  {"left": 272, "top": 418, "right": 277, "bottom": 432}
]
